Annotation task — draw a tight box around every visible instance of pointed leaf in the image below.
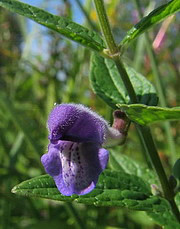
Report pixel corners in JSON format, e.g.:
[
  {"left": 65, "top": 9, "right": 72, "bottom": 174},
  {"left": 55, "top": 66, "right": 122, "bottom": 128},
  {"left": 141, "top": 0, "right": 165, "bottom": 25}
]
[
  {"left": 12, "top": 170, "right": 180, "bottom": 228},
  {"left": 12, "top": 170, "right": 160, "bottom": 210},
  {"left": 90, "top": 53, "right": 158, "bottom": 108},
  {"left": 0, "top": 0, "right": 105, "bottom": 52},
  {"left": 120, "top": 0, "right": 180, "bottom": 48},
  {"left": 117, "top": 104, "right": 180, "bottom": 125}
]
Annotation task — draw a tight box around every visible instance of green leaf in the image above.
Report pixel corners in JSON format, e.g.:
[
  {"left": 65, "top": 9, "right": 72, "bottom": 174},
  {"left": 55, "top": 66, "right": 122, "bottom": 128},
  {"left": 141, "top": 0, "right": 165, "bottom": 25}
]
[
  {"left": 109, "top": 152, "right": 180, "bottom": 228},
  {"left": 120, "top": 0, "right": 180, "bottom": 49},
  {"left": 147, "top": 197, "right": 180, "bottom": 229},
  {"left": 0, "top": 0, "right": 105, "bottom": 52},
  {"left": 117, "top": 104, "right": 180, "bottom": 125},
  {"left": 13, "top": 170, "right": 159, "bottom": 210},
  {"left": 90, "top": 53, "right": 158, "bottom": 108},
  {"left": 12, "top": 170, "right": 180, "bottom": 228},
  {"left": 110, "top": 151, "right": 158, "bottom": 185}
]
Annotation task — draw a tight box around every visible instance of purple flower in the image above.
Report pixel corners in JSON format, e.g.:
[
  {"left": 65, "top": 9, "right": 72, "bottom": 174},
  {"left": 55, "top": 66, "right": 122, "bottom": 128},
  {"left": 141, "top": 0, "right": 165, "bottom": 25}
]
[{"left": 41, "top": 104, "right": 109, "bottom": 196}]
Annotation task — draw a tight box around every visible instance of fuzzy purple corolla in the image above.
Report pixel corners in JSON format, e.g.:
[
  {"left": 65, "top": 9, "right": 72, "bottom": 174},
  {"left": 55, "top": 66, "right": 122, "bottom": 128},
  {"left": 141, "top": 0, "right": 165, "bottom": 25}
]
[{"left": 41, "top": 104, "right": 124, "bottom": 196}]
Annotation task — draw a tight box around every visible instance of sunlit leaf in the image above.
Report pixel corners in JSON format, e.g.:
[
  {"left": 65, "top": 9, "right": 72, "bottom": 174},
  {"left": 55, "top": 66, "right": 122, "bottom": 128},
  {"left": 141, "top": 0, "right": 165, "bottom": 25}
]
[
  {"left": 117, "top": 104, "right": 180, "bottom": 125},
  {"left": 12, "top": 170, "right": 180, "bottom": 228},
  {"left": 12, "top": 170, "right": 156, "bottom": 210},
  {"left": 120, "top": 0, "right": 180, "bottom": 49},
  {"left": 0, "top": 0, "right": 105, "bottom": 52},
  {"left": 90, "top": 53, "right": 158, "bottom": 108}
]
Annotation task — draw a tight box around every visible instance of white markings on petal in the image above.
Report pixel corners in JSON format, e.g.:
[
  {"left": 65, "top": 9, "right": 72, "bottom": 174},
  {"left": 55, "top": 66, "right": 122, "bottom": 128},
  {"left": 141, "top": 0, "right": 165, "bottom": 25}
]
[{"left": 59, "top": 141, "right": 90, "bottom": 191}]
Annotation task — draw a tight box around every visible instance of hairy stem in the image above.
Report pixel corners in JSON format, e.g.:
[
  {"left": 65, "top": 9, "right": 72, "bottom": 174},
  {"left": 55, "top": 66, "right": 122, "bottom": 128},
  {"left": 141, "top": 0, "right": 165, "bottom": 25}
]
[
  {"left": 93, "top": 0, "right": 118, "bottom": 54},
  {"left": 113, "top": 57, "right": 138, "bottom": 103},
  {"left": 133, "top": 0, "right": 177, "bottom": 165},
  {"left": 93, "top": 0, "right": 137, "bottom": 103},
  {"left": 137, "top": 126, "right": 180, "bottom": 221},
  {"left": 93, "top": 0, "right": 180, "bottom": 222}
]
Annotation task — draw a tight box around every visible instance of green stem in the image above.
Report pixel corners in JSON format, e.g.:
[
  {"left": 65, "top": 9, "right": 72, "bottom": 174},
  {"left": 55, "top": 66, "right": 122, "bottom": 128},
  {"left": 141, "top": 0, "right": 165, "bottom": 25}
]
[
  {"left": 137, "top": 126, "right": 180, "bottom": 221},
  {"left": 93, "top": 0, "right": 118, "bottom": 54},
  {"left": 93, "top": 0, "right": 138, "bottom": 103},
  {"left": 145, "top": 35, "right": 177, "bottom": 165},
  {"left": 113, "top": 57, "right": 138, "bottom": 103},
  {"left": 135, "top": 125, "right": 152, "bottom": 169},
  {"left": 93, "top": 0, "right": 180, "bottom": 222},
  {"left": 133, "top": 0, "right": 177, "bottom": 165}
]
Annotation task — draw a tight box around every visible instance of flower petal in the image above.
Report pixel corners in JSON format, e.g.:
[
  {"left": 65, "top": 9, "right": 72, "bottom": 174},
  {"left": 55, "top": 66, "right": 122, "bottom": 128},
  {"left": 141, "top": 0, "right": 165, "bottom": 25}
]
[
  {"left": 48, "top": 104, "right": 107, "bottom": 144},
  {"left": 41, "top": 144, "right": 62, "bottom": 176},
  {"left": 41, "top": 140, "right": 109, "bottom": 196}
]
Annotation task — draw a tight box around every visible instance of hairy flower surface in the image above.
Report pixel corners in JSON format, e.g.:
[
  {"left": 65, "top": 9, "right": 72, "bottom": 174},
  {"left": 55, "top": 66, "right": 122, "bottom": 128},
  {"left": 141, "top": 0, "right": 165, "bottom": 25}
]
[{"left": 41, "top": 104, "right": 109, "bottom": 196}]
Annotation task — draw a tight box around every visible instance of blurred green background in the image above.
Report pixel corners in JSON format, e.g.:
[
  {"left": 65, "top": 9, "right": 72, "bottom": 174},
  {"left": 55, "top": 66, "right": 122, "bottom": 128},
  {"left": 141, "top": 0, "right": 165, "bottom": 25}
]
[{"left": 0, "top": 0, "right": 179, "bottom": 228}]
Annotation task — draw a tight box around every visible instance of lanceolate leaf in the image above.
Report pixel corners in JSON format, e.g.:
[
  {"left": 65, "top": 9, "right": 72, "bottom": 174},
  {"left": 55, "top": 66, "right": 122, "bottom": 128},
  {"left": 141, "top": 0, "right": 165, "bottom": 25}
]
[
  {"left": 120, "top": 0, "right": 180, "bottom": 49},
  {"left": 117, "top": 104, "right": 180, "bottom": 125},
  {"left": 0, "top": 0, "right": 105, "bottom": 52},
  {"left": 12, "top": 171, "right": 180, "bottom": 228},
  {"left": 12, "top": 170, "right": 154, "bottom": 210},
  {"left": 90, "top": 53, "right": 158, "bottom": 108}
]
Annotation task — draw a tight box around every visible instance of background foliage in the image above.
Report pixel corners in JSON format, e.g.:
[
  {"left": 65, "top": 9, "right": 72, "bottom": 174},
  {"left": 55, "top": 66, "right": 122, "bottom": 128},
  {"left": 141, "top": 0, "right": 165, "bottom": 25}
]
[{"left": 0, "top": 0, "right": 179, "bottom": 228}]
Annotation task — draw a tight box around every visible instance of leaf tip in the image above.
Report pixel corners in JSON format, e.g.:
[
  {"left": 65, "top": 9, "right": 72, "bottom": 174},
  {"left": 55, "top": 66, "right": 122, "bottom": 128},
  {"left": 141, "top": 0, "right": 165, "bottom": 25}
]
[{"left": 11, "top": 185, "right": 18, "bottom": 194}]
